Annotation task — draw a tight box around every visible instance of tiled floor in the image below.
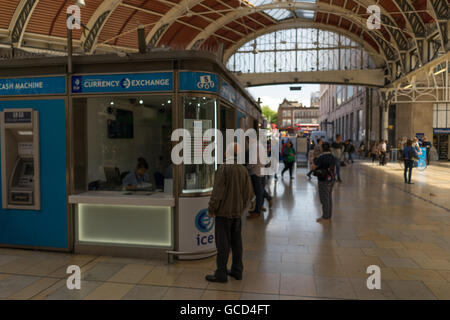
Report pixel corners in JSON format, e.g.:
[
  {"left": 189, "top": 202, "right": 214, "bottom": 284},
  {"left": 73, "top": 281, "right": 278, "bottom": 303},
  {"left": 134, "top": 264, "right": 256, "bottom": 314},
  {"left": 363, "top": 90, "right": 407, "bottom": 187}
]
[{"left": 1, "top": 160, "right": 450, "bottom": 300}]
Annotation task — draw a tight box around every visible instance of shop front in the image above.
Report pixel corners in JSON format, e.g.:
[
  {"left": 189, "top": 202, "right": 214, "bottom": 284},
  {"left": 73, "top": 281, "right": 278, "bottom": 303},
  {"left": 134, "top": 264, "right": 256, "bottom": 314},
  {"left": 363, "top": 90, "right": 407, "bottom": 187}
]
[
  {"left": 432, "top": 103, "right": 450, "bottom": 161},
  {"left": 0, "top": 52, "right": 262, "bottom": 260}
]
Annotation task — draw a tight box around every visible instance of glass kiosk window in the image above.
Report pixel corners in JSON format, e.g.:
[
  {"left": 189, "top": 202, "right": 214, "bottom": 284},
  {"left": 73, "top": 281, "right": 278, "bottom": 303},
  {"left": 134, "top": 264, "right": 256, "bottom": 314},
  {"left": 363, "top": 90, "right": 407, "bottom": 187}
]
[
  {"left": 182, "top": 96, "right": 217, "bottom": 194},
  {"left": 72, "top": 96, "right": 173, "bottom": 193}
]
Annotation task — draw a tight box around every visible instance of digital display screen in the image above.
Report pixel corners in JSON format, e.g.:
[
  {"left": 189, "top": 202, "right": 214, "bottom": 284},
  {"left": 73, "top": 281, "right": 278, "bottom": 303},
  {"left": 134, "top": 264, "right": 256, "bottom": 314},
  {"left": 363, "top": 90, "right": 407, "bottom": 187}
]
[
  {"left": 24, "top": 164, "right": 34, "bottom": 176},
  {"left": 107, "top": 109, "right": 134, "bottom": 139}
]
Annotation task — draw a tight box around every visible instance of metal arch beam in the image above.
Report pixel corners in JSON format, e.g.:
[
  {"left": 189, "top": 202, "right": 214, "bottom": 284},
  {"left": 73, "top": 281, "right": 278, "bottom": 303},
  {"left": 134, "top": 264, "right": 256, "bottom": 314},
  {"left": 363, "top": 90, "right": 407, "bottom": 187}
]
[
  {"left": 237, "top": 69, "right": 386, "bottom": 88},
  {"left": 145, "top": 0, "right": 205, "bottom": 48},
  {"left": 189, "top": 3, "right": 397, "bottom": 61},
  {"left": 391, "top": 0, "right": 427, "bottom": 65},
  {"left": 223, "top": 21, "right": 386, "bottom": 68},
  {"left": 9, "top": 0, "right": 40, "bottom": 48},
  {"left": 80, "top": 0, "right": 122, "bottom": 54},
  {"left": 428, "top": 0, "right": 449, "bottom": 52},
  {"left": 392, "top": 0, "right": 426, "bottom": 37},
  {"left": 353, "top": 0, "right": 409, "bottom": 73}
]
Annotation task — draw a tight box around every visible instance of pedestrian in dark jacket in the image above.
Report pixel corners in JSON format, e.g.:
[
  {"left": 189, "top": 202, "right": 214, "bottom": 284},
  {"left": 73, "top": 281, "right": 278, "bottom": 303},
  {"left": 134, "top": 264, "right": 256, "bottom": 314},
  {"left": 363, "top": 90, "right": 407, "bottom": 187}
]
[
  {"left": 312, "top": 142, "right": 336, "bottom": 222},
  {"left": 206, "top": 143, "right": 255, "bottom": 283}
]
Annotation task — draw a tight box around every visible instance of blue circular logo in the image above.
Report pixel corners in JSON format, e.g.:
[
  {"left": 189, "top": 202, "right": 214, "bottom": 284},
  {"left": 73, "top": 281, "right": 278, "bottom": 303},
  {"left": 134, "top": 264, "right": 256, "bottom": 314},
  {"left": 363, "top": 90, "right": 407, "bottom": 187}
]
[
  {"left": 121, "top": 78, "right": 131, "bottom": 89},
  {"left": 195, "top": 209, "right": 215, "bottom": 233}
]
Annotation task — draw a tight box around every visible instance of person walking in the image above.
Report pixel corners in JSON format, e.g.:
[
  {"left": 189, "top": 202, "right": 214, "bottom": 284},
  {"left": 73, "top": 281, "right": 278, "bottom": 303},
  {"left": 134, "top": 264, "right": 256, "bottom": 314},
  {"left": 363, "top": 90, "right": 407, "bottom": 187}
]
[
  {"left": 421, "top": 136, "right": 432, "bottom": 165},
  {"left": 403, "top": 139, "right": 418, "bottom": 184},
  {"left": 370, "top": 141, "right": 379, "bottom": 163},
  {"left": 281, "top": 140, "right": 296, "bottom": 179},
  {"left": 347, "top": 139, "right": 355, "bottom": 163},
  {"left": 378, "top": 139, "right": 387, "bottom": 166},
  {"left": 331, "top": 134, "right": 344, "bottom": 182},
  {"left": 307, "top": 138, "right": 323, "bottom": 179},
  {"left": 205, "top": 143, "right": 255, "bottom": 283},
  {"left": 312, "top": 142, "right": 336, "bottom": 222},
  {"left": 247, "top": 141, "right": 266, "bottom": 218}
]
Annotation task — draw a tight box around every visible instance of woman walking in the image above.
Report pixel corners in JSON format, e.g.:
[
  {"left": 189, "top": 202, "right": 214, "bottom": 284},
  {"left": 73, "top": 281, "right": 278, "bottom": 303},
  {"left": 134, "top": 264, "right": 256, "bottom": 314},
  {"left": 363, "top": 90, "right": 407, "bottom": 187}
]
[{"left": 281, "top": 141, "right": 296, "bottom": 179}]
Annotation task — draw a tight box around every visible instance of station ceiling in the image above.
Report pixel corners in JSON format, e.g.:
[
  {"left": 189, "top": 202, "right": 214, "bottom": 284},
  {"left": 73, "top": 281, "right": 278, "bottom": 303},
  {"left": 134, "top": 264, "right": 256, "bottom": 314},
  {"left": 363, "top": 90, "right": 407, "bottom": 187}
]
[{"left": 0, "top": 0, "right": 448, "bottom": 71}]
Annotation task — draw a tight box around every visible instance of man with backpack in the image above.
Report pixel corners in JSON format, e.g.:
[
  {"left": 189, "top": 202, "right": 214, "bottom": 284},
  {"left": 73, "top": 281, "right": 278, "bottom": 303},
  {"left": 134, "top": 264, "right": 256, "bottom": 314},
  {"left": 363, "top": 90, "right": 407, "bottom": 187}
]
[{"left": 312, "top": 142, "right": 336, "bottom": 222}]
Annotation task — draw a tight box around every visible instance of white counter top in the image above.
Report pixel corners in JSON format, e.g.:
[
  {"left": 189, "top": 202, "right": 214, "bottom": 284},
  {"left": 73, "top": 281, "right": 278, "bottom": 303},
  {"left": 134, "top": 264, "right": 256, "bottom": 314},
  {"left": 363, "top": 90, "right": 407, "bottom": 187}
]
[{"left": 69, "top": 191, "right": 175, "bottom": 207}]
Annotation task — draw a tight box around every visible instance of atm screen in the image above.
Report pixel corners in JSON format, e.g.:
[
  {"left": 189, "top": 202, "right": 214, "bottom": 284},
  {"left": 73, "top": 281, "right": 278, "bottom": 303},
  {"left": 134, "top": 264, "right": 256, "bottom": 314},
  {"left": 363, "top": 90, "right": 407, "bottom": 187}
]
[{"left": 24, "top": 164, "right": 34, "bottom": 176}]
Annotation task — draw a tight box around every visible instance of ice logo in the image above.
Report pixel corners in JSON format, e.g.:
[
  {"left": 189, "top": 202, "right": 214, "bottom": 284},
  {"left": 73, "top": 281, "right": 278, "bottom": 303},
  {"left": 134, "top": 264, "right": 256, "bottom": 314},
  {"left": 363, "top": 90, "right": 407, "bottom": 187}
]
[
  {"left": 195, "top": 209, "right": 214, "bottom": 233},
  {"left": 72, "top": 77, "right": 81, "bottom": 92},
  {"left": 121, "top": 78, "right": 131, "bottom": 89},
  {"left": 197, "top": 75, "right": 215, "bottom": 90}
]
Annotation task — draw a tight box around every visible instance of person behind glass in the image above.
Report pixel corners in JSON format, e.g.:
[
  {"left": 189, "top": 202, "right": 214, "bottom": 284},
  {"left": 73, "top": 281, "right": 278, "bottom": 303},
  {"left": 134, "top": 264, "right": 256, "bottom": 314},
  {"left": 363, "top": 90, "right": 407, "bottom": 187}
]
[
  {"left": 331, "top": 134, "right": 344, "bottom": 182},
  {"left": 421, "top": 136, "right": 432, "bottom": 165},
  {"left": 403, "top": 139, "right": 418, "bottom": 184},
  {"left": 205, "top": 143, "right": 254, "bottom": 283},
  {"left": 122, "top": 157, "right": 150, "bottom": 190},
  {"left": 281, "top": 140, "right": 295, "bottom": 179},
  {"left": 312, "top": 142, "right": 336, "bottom": 223},
  {"left": 307, "top": 138, "right": 323, "bottom": 179}
]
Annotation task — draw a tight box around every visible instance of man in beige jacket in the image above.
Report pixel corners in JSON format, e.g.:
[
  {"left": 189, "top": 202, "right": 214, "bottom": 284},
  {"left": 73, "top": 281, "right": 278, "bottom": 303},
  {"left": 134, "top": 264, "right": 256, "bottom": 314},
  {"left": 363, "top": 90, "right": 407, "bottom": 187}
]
[{"left": 205, "top": 143, "right": 255, "bottom": 283}]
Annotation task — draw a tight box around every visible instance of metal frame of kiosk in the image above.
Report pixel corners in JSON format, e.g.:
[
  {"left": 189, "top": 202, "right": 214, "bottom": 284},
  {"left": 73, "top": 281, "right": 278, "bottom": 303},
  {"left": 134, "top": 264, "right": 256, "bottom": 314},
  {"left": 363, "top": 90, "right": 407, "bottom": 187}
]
[{"left": 0, "top": 108, "right": 41, "bottom": 210}]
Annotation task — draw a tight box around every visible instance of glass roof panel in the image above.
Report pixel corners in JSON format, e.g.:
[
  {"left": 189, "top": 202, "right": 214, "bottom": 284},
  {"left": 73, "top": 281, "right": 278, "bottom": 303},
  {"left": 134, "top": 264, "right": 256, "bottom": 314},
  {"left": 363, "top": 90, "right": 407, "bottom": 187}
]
[
  {"left": 263, "top": 9, "right": 293, "bottom": 20},
  {"left": 295, "top": 9, "right": 315, "bottom": 19}
]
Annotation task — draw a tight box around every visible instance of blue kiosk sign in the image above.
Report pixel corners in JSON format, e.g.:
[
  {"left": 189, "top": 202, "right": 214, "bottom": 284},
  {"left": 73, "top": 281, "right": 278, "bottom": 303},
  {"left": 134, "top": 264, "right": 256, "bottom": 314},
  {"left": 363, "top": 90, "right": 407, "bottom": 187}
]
[
  {"left": 72, "top": 72, "right": 173, "bottom": 94},
  {"left": 0, "top": 76, "right": 66, "bottom": 96}
]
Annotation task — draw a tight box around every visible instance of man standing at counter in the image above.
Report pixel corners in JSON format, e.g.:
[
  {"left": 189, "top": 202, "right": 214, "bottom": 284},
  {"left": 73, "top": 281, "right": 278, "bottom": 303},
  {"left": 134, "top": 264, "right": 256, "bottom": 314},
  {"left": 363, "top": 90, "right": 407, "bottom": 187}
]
[{"left": 205, "top": 143, "right": 255, "bottom": 283}]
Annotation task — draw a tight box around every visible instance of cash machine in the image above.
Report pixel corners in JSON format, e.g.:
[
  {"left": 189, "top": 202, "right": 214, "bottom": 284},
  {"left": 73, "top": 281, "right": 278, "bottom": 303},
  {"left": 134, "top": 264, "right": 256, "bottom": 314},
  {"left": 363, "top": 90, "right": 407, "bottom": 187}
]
[{"left": 1, "top": 109, "right": 40, "bottom": 210}]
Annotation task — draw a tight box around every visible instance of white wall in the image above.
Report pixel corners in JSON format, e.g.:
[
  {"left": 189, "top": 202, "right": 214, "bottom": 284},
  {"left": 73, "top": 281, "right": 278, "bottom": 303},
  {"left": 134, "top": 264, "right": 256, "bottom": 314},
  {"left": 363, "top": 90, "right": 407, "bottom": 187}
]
[{"left": 87, "top": 98, "right": 170, "bottom": 183}]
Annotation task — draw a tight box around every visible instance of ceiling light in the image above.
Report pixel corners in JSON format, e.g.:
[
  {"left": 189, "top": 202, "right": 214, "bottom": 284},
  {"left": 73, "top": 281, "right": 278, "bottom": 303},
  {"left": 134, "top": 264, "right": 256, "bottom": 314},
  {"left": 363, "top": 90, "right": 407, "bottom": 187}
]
[
  {"left": 434, "top": 68, "right": 446, "bottom": 75},
  {"left": 139, "top": 100, "right": 144, "bottom": 105},
  {"left": 75, "top": 0, "right": 86, "bottom": 7},
  {"left": 403, "top": 84, "right": 412, "bottom": 89},
  {"left": 110, "top": 101, "right": 114, "bottom": 105}
]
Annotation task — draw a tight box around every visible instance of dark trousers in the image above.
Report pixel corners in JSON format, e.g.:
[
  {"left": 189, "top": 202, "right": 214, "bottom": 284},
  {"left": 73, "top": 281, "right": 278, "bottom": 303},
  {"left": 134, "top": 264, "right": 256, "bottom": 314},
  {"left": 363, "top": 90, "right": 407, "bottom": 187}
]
[
  {"left": 379, "top": 152, "right": 386, "bottom": 165},
  {"left": 404, "top": 160, "right": 414, "bottom": 183},
  {"left": 348, "top": 152, "right": 354, "bottom": 163},
  {"left": 335, "top": 158, "right": 341, "bottom": 180},
  {"left": 282, "top": 161, "right": 294, "bottom": 178},
  {"left": 318, "top": 180, "right": 334, "bottom": 219},
  {"left": 250, "top": 175, "right": 263, "bottom": 213},
  {"left": 215, "top": 217, "right": 243, "bottom": 279},
  {"left": 426, "top": 149, "right": 431, "bottom": 165},
  {"left": 262, "top": 176, "right": 272, "bottom": 202}
]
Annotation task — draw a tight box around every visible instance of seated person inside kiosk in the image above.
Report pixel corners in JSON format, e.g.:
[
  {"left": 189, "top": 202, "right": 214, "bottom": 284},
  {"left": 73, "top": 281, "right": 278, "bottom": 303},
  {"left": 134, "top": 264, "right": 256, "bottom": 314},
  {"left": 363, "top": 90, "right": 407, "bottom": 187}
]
[{"left": 122, "top": 157, "right": 151, "bottom": 190}]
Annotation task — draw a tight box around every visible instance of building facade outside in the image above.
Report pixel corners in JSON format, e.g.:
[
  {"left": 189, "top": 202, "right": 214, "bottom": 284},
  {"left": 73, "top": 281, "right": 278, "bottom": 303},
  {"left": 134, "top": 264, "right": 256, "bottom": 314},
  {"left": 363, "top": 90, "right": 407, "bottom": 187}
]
[
  {"left": 277, "top": 99, "right": 319, "bottom": 130},
  {"left": 319, "top": 85, "right": 381, "bottom": 147}
]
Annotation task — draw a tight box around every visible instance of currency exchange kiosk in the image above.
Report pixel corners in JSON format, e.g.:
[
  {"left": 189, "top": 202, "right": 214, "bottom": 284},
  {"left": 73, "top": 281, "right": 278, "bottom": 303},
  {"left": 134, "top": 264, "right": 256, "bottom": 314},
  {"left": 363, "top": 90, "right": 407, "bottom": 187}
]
[{"left": 0, "top": 109, "right": 41, "bottom": 210}]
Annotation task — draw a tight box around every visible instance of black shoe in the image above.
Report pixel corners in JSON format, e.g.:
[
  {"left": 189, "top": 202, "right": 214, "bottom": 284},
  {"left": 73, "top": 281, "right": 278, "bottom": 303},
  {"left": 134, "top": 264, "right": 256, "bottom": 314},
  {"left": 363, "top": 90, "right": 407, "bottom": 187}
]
[
  {"left": 205, "top": 274, "right": 227, "bottom": 283},
  {"left": 408, "top": 182, "right": 414, "bottom": 184},
  {"left": 228, "top": 272, "right": 242, "bottom": 280}
]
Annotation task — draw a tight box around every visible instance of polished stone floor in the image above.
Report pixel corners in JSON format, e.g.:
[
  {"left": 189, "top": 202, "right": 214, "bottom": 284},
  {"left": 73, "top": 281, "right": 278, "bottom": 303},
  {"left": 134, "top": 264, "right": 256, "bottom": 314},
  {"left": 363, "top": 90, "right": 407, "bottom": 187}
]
[{"left": 1, "top": 160, "right": 450, "bottom": 300}]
